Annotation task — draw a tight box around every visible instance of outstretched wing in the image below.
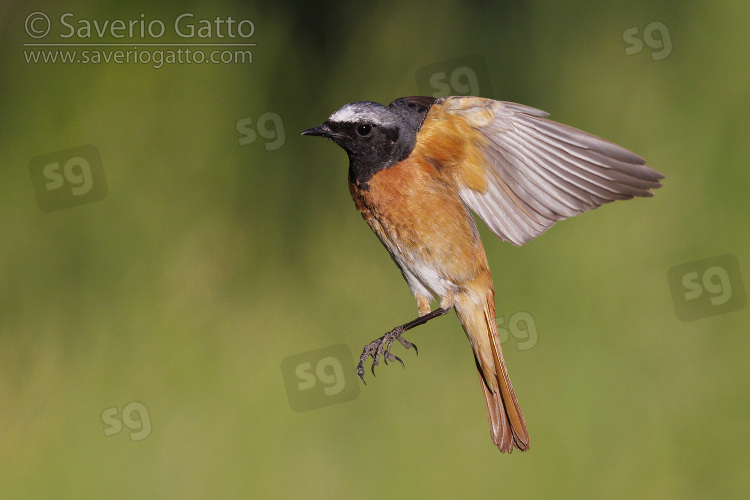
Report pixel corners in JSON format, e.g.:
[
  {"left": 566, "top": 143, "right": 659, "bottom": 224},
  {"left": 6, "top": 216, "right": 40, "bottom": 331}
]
[{"left": 414, "top": 96, "right": 664, "bottom": 246}]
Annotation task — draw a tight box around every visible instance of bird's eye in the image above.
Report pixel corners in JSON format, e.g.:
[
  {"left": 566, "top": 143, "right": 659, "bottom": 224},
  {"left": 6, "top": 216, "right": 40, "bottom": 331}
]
[{"left": 356, "top": 124, "right": 372, "bottom": 136}]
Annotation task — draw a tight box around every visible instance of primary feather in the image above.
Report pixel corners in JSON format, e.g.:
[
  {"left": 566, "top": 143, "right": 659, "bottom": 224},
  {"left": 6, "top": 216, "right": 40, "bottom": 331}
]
[{"left": 422, "top": 96, "right": 664, "bottom": 246}]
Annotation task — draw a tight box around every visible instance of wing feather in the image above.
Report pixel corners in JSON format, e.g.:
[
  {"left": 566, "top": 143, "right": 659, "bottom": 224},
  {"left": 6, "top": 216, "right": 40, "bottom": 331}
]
[{"left": 435, "top": 96, "right": 664, "bottom": 246}]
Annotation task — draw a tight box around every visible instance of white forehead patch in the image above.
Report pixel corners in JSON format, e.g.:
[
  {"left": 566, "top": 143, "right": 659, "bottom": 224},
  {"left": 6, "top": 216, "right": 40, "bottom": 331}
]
[{"left": 328, "top": 102, "right": 389, "bottom": 125}]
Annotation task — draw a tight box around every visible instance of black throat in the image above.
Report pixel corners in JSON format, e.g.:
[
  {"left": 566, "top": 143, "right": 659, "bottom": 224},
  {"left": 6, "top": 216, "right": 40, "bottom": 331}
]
[{"left": 347, "top": 96, "right": 437, "bottom": 190}]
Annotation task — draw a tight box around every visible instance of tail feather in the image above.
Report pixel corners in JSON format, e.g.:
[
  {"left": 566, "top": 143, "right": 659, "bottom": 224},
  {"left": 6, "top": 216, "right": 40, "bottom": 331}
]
[
  {"left": 483, "top": 296, "right": 529, "bottom": 451},
  {"left": 457, "top": 288, "right": 529, "bottom": 452}
]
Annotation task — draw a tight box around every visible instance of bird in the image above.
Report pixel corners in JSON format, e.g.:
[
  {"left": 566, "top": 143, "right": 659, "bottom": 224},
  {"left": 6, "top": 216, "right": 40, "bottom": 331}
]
[{"left": 302, "top": 95, "right": 663, "bottom": 452}]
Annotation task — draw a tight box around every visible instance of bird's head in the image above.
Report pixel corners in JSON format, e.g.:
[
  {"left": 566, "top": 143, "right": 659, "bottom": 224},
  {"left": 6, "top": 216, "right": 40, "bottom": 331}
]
[{"left": 302, "top": 98, "right": 435, "bottom": 186}]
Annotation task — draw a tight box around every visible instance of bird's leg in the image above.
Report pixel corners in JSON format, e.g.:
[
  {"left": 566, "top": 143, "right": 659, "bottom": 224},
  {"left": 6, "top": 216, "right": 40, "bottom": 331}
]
[{"left": 356, "top": 306, "right": 450, "bottom": 384}]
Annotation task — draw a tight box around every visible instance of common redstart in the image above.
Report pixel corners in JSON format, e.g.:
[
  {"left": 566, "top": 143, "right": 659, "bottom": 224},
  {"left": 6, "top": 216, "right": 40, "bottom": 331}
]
[{"left": 302, "top": 96, "right": 663, "bottom": 452}]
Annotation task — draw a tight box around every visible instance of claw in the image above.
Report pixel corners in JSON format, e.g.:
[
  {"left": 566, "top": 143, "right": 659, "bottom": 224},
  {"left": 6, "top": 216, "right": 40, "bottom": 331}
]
[
  {"left": 392, "top": 355, "right": 404, "bottom": 369},
  {"left": 356, "top": 328, "right": 418, "bottom": 384},
  {"left": 397, "top": 335, "right": 417, "bottom": 354}
]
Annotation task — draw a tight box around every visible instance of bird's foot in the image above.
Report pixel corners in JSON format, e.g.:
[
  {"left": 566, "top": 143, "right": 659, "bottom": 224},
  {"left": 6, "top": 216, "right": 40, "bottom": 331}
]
[{"left": 356, "top": 326, "right": 419, "bottom": 384}]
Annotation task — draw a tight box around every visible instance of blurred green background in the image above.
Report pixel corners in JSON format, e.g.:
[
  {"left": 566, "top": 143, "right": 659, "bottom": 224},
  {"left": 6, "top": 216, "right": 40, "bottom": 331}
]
[{"left": 2, "top": 1, "right": 749, "bottom": 498}]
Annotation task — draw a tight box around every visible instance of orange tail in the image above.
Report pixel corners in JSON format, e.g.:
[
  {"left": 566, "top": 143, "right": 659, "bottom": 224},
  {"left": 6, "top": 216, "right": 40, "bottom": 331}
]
[{"left": 456, "top": 288, "right": 529, "bottom": 452}]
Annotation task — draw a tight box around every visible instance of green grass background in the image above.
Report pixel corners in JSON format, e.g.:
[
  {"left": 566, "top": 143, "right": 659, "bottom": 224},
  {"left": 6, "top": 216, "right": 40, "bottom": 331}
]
[{"left": 1, "top": 1, "right": 749, "bottom": 498}]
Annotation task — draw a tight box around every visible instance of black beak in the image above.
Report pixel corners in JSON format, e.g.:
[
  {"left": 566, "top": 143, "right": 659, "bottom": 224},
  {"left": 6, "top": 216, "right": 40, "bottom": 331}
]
[{"left": 301, "top": 123, "right": 334, "bottom": 138}]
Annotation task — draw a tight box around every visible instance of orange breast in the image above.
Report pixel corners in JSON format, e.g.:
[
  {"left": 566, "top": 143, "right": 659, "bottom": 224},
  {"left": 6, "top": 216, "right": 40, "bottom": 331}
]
[{"left": 349, "top": 155, "right": 488, "bottom": 292}]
